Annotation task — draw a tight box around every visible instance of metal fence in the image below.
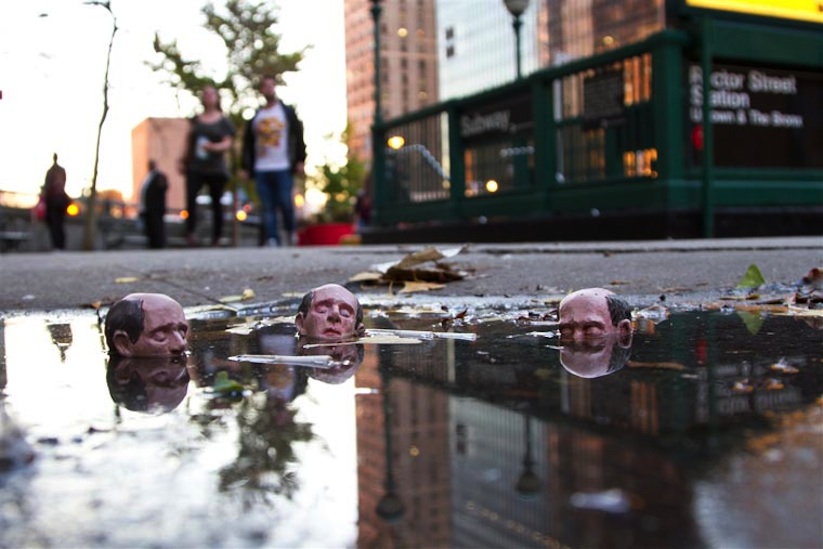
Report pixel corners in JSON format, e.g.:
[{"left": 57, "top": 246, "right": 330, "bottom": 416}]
[{"left": 371, "top": 24, "right": 823, "bottom": 234}]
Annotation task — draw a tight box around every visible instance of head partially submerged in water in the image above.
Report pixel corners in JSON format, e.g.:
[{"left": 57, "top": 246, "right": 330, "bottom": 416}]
[
  {"left": 558, "top": 288, "right": 633, "bottom": 378},
  {"left": 295, "top": 284, "right": 365, "bottom": 342},
  {"left": 104, "top": 293, "right": 188, "bottom": 357}
]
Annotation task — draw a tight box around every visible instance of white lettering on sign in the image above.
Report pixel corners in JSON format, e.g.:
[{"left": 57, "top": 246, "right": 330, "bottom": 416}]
[
  {"left": 461, "top": 110, "right": 511, "bottom": 138},
  {"left": 689, "top": 65, "right": 804, "bottom": 129},
  {"left": 748, "top": 71, "right": 797, "bottom": 94}
]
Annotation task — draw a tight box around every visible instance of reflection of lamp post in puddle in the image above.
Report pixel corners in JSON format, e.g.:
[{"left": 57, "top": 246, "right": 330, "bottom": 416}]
[
  {"left": 515, "top": 414, "right": 541, "bottom": 498},
  {"left": 376, "top": 366, "right": 405, "bottom": 523}
]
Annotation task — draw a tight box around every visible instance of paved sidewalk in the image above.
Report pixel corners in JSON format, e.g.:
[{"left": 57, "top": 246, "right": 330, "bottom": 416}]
[{"left": 1, "top": 236, "right": 820, "bottom": 316}]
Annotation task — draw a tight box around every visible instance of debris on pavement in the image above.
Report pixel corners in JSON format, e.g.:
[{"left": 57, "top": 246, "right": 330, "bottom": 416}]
[{"left": 350, "top": 245, "right": 471, "bottom": 294}]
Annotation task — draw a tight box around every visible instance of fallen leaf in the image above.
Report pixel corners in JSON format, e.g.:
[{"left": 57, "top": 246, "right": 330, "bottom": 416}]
[
  {"left": 634, "top": 303, "right": 669, "bottom": 322},
  {"left": 737, "top": 310, "right": 765, "bottom": 335},
  {"left": 349, "top": 271, "right": 382, "bottom": 282},
  {"left": 391, "top": 245, "right": 466, "bottom": 271},
  {"left": 774, "top": 306, "right": 823, "bottom": 318},
  {"left": 736, "top": 264, "right": 766, "bottom": 289},
  {"left": 732, "top": 380, "right": 754, "bottom": 394},
  {"left": 400, "top": 281, "right": 445, "bottom": 293},
  {"left": 385, "top": 265, "right": 465, "bottom": 283},
  {"left": 219, "top": 288, "right": 256, "bottom": 303},
  {"left": 762, "top": 378, "right": 784, "bottom": 391},
  {"left": 770, "top": 360, "right": 799, "bottom": 374},
  {"left": 801, "top": 267, "right": 823, "bottom": 290},
  {"left": 115, "top": 276, "right": 140, "bottom": 284},
  {"left": 211, "top": 371, "right": 245, "bottom": 394}
]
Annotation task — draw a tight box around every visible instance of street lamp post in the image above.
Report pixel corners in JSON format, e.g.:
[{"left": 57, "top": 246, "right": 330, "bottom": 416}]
[
  {"left": 503, "top": 0, "right": 529, "bottom": 79},
  {"left": 370, "top": 0, "right": 383, "bottom": 127},
  {"left": 370, "top": 0, "right": 385, "bottom": 225}
]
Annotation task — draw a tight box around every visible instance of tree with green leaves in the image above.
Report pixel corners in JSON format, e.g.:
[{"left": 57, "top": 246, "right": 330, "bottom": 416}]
[
  {"left": 309, "top": 121, "right": 366, "bottom": 224},
  {"left": 150, "top": 0, "right": 306, "bottom": 240}
]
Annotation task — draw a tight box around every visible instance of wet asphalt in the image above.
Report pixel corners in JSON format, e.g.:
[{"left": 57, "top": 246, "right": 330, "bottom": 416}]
[{"left": 0, "top": 236, "right": 820, "bottom": 316}]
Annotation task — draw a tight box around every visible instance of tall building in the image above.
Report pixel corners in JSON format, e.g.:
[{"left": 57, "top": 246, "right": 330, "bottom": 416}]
[
  {"left": 436, "top": 0, "right": 666, "bottom": 101},
  {"left": 131, "top": 118, "right": 188, "bottom": 212},
  {"left": 545, "top": 0, "right": 665, "bottom": 60},
  {"left": 437, "top": 0, "right": 543, "bottom": 100},
  {"left": 343, "top": 0, "right": 440, "bottom": 163}
]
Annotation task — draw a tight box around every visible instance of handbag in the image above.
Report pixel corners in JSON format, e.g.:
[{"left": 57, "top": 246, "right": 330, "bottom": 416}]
[{"left": 33, "top": 195, "right": 46, "bottom": 221}]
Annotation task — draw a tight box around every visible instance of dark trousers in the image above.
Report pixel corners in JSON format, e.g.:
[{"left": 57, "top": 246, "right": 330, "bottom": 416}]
[
  {"left": 141, "top": 211, "right": 166, "bottom": 249},
  {"left": 254, "top": 169, "right": 295, "bottom": 245},
  {"left": 186, "top": 171, "right": 227, "bottom": 243},
  {"left": 45, "top": 204, "right": 66, "bottom": 250}
]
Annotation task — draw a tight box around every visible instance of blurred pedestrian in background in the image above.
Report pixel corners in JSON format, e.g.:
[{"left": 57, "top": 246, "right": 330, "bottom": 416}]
[
  {"left": 41, "top": 152, "right": 70, "bottom": 250},
  {"left": 139, "top": 159, "right": 168, "bottom": 249},
  {"left": 179, "top": 84, "right": 235, "bottom": 247},
  {"left": 241, "top": 75, "right": 306, "bottom": 247}
]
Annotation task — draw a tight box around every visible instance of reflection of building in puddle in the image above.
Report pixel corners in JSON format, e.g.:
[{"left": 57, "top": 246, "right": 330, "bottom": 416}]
[
  {"left": 354, "top": 345, "right": 452, "bottom": 548},
  {"left": 448, "top": 397, "right": 700, "bottom": 548}
]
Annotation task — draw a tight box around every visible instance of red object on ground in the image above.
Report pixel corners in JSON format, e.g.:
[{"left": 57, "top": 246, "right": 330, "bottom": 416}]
[{"left": 298, "top": 223, "right": 354, "bottom": 246}]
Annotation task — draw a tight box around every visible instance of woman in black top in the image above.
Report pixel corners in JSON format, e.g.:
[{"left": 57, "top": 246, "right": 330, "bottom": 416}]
[{"left": 180, "top": 85, "right": 235, "bottom": 247}]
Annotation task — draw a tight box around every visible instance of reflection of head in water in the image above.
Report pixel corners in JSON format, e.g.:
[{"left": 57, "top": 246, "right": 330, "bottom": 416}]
[
  {"left": 558, "top": 288, "right": 633, "bottom": 378},
  {"left": 295, "top": 284, "right": 365, "bottom": 342},
  {"left": 297, "top": 339, "right": 365, "bottom": 384},
  {"left": 106, "top": 355, "right": 190, "bottom": 413},
  {"left": 104, "top": 293, "right": 188, "bottom": 357},
  {"left": 559, "top": 335, "right": 632, "bottom": 378}
]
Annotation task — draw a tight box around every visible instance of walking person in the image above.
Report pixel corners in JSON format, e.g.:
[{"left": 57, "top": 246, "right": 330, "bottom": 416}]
[
  {"left": 179, "top": 84, "right": 235, "bottom": 247},
  {"left": 241, "top": 75, "right": 306, "bottom": 247},
  {"left": 139, "top": 160, "right": 168, "bottom": 249},
  {"left": 42, "top": 153, "right": 70, "bottom": 250}
]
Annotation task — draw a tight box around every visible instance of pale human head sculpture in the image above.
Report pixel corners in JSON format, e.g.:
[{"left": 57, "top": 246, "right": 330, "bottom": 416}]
[
  {"left": 295, "top": 284, "right": 365, "bottom": 342},
  {"left": 104, "top": 293, "right": 189, "bottom": 357},
  {"left": 557, "top": 288, "right": 633, "bottom": 378}
]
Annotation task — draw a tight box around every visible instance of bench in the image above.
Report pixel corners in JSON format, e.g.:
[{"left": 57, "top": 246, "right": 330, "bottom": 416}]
[{"left": 0, "top": 230, "right": 31, "bottom": 253}]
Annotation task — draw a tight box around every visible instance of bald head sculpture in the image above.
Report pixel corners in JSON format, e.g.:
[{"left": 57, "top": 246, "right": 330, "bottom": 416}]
[
  {"left": 557, "top": 288, "right": 633, "bottom": 378},
  {"left": 295, "top": 284, "right": 365, "bottom": 342},
  {"left": 104, "top": 293, "right": 188, "bottom": 357}
]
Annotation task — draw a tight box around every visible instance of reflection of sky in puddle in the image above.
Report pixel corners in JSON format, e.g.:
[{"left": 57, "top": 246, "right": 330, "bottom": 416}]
[{"left": 1, "top": 305, "right": 821, "bottom": 548}]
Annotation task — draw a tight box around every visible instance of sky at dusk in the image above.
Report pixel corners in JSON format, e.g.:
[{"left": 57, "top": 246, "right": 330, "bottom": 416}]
[{"left": 0, "top": 0, "right": 347, "bottom": 201}]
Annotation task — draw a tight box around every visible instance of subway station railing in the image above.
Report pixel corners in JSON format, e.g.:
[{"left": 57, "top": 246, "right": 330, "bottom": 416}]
[{"left": 371, "top": 25, "right": 823, "bottom": 235}]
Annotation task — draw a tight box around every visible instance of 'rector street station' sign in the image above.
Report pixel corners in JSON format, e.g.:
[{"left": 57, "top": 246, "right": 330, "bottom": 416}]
[{"left": 689, "top": 63, "right": 823, "bottom": 168}]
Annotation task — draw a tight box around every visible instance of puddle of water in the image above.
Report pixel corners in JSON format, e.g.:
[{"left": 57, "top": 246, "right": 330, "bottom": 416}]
[{"left": 1, "top": 301, "right": 821, "bottom": 548}]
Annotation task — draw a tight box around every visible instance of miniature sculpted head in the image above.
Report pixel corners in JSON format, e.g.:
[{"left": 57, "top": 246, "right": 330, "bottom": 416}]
[
  {"left": 295, "top": 284, "right": 365, "bottom": 342},
  {"left": 557, "top": 288, "right": 633, "bottom": 378},
  {"left": 104, "top": 293, "right": 188, "bottom": 357}
]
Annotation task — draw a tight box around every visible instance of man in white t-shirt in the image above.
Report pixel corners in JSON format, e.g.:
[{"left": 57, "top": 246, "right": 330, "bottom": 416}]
[{"left": 241, "top": 75, "right": 307, "bottom": 247}]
